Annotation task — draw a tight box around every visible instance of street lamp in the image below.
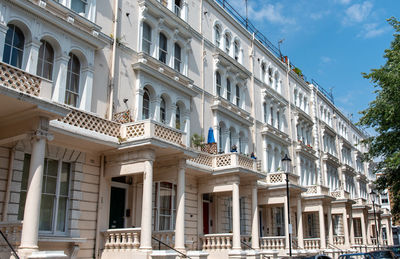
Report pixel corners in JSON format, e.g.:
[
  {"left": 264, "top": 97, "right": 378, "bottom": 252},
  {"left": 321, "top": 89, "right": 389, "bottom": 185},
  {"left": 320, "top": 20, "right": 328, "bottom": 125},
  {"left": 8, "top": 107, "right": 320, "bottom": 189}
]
[
  {"left": 370, "top": 189, "right": 380, "bottom": 250},
  {"left": 282, "top": 154, "right": 292, "bottom": 257}
]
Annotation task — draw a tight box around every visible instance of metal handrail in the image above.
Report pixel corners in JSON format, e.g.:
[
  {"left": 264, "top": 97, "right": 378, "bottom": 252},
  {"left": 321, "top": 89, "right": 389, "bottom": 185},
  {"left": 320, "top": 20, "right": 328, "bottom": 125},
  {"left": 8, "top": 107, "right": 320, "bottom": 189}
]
[
  {"left": 327, "top": 242, "right": 345, "bottom": 254},
  {"left": 152, "top": 236, "right": 191, "bottom": 259},
  {"left": 0, "top": 230, "right": 20, "bottom": 259},
  {"left": 240, "top": 240, "right": 269, "bottom": 259}
]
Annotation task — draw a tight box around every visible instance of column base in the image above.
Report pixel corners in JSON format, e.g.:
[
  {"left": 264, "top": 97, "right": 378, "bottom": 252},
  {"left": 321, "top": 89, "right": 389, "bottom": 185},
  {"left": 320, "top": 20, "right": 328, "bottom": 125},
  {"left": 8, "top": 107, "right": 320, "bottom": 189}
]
[
  {"left": 228, "top": 249, "right": 247, "bottom": 259},
  {"left": 17, "top": 247, "right": 38, "bottom": 259}
]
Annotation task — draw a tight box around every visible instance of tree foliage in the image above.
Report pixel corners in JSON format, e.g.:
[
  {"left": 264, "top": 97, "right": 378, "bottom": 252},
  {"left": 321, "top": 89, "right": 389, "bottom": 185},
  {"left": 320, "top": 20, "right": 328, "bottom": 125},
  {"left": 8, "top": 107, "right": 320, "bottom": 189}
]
[{"left": 358, "top": 17, "right": 400, "bottom": 221}]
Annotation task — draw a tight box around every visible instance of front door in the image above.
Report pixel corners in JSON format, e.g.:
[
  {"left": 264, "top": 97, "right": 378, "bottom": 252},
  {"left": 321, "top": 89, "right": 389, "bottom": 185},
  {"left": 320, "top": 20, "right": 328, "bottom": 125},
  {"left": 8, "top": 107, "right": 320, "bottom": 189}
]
[
  {"left": 203, "top": 202, "right": 209, "bottom": 234},
  {"left": 109, "top": 186, "right": 126, "bottom": 229}
]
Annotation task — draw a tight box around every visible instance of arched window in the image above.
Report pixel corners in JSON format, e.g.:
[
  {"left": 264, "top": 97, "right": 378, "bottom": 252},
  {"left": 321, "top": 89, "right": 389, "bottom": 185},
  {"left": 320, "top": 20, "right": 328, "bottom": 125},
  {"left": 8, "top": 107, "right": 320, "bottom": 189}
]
[
  {"left": 214, "top": 25, "right": 221, "bottom": 47},
  {"left": 263, "top": 102, "right": 267, "bottom": 123},
  {"left": 268, "top": 67, "right": 273, "bottom": 85},
  {"left": 65, "top": 53, "right": 80, "bottom": 107},
  {"left": 160, "top": 97, "right": 166, "bottom": 123},
  {"left": 235, "top": 84, "right": 240, "bottom": 106},
  {"left": 175, "top": 105, "right": 181, "bottom": 130},
  {"left": 142, "top": 22, "right": 152, "bottom": 55},
  {"left": 142, "top": 88, "right": 150, "bottom": 119},
  {"left": 226, "top": 79, "right": 231, "bottom": 101},
  {"left": 261, "top": 63, "right": 266, "bottom": 82},
  {"left": 234, "top": 40, "right": 240, "bottom": 61},
  {"left": 270, "top": 107, "right": 274, "bottom": 126},
  {"left": 37, "top": 40, "right": 54, "bottom": 80},
  {"left": 216, "top": 72, "right": 221, "bottom": 96},
  {"left": 225, "top": 33, "right": 231, "bottom": 53},
  {"left": 174, "top": 43, "right": 181, "bottom": 72},
  {"left": 174, "top": 0, "right": 182, "bottom": 16},
  {"left": 3, "top": 24, "right": 25, "bottom": 68},
  {"left": 159, "top": 33, "right": 167, "bottom": 63}
]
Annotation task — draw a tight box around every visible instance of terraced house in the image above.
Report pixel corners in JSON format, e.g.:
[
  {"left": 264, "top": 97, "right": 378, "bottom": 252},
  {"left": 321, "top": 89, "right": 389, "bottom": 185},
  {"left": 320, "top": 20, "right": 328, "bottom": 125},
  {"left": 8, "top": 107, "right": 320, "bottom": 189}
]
[{"left": 0, "top": 0, "right": 394, "bottom": 258}]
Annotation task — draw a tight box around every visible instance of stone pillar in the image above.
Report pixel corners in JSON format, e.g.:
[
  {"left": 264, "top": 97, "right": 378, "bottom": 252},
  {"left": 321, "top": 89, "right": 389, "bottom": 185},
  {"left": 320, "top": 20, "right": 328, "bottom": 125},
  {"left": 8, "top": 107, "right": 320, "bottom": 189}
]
[
  {"left": 140, "top": 155, "right": 154, "bottom": 250},
  {"left": 343, "top": 209, "right": 350, "bottom": 246},
  {"left": 262, "top": 137, "right": 268, "bottom": 172},
  {"left": 297, "top": 198, "right": 304, "bottom": 248},
  {"left": 0, "top": 23, "right": 8, "bottom": 60},
  {"left": 360, "top": 211, "right": 367, "bottom": 245},
  {"left": 134, "top": 88, "right": 144, "bottom": 121},
  {"left": 152, "top": 96, "right": 161, "bottom": 121},
  {"left": 79, "top": 66, "right": 94, "bottom": 111},
  {"left": 284, "top": 197, "right": 290, "bottom": 249},
  {"left": 19, "top": 120, "right": 51, "bottom": 256},
  {"left": 349, "top": 207, "right": 355, "bottom": 246},
  {"left": 169, "top": 103, "right": 177, "bottom": 128},
  {"left": 232, "top": 181, "right": 241, "bottom": 250},
  {"left": 327, "top": 206, "right": 334, "bottom": 245},
  {"left": 251, "top": 184, "right": 259, "bottom": 249},
  {"left": 270, "top": 143, "right": 275, "bottom": 172},
  {"left": 52, "top": 55, "right": 70, "bottom": 104},
  {"left": 319, "top": 204, "right": 326, "bottom": 249},
  {"left": 175, "top": 159, "right": 186, "bottom": 251},
  {"left": 24, "top": 40, "right": 41, "bottom": 74}
]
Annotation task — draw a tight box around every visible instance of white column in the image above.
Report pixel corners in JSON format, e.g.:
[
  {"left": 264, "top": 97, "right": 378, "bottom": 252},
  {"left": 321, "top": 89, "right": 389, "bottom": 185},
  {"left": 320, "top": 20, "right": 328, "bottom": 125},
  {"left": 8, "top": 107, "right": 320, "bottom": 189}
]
[
  {"left": 297, "top": 198, "right": 304, "bottom": 248},
  {"left": 343, "top": 209, "right": 350, "bottom": 246},
  {"left": 24, "top": 40, "right": 41, "bottom": 74},
  {"left": 52, "top": 55, "right": 70, "bottom": 104},
  {"left": 262, "top": 137, "right": 268, "bottom": 172},
  {"left": 360, "top": 211, "right": 367, "bottom": 245},
  {"left": 270, "top": 144, "right": 275, "bottom": 172},
  {"left": 0, "top": 23, "right": 8, "bottom": 60},
  {"left": 251, "top": 184, "right": 259, "bottom": 249},
  {"left": 184, "top": 111, "right": 191, "bottom": 146},
  {"left": 152, "top": 97, "right": 161, "bottom": 121},
  {"left": 284, "top": 197, "right": 289, "bottom": 249},
  {"left": 79, "top": 66, "right": 94, "bottom": 111},
  {"left": 327, "top": 206, "right": 333, "bottom": 245},
  {"left": 175, "top": 159, "right": 186, "bottom": 251},
  {"left": 349, "top": 208, "right": 355, "bottom": 246},
  {"left": 140, "top": 158, "right": 154, "bottom": 250},
  {"left": 319, "top": 204, "right": 326, "bottom": 249},
  {"left": 134, "top": 88, "right": 144, "bottom": 121},
  {"left": 169, "top": 104, "right": 177, "bottom": 128},
  {"left": 232, "top": 181, "right": 241, "bottom": 250},
  {"left": 19, "top": 123, "right": 50, "bottom": 255}
]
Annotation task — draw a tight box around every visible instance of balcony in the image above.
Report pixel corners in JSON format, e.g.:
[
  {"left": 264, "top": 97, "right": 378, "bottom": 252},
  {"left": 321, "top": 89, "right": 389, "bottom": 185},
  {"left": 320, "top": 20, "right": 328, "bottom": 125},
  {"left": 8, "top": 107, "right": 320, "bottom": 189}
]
[
  {"left": 200, "top": 233, "right": 232, "bottom": 250},
  {"left": 304, "top": 185, "right": 330, "bottom": 196},
  {"left": 304, "top": 238, "right": 321, "bottom": 250},
  {"left": 322, "top": 152, "right": 340, "bottom": 166},
  {"left": 296, "top": 141, "right": 317, "bottom": 157},
  {"left": 188, "top": 151, "right": 261, "bottom": 175},
  {"left": 211, "top": 96, "right": 253, "bottom": 127},
  {"left": 342, "top": 164, "right": 356, "bottom": 176},
  {"left": 261, "top": 123, "right": 290, "bottom": 144},
  {"left": 330, "top": 189, "right": 351, "bottom": 200},
  {"left": 133, "top": 52, "right": 197, "bottom": 97},
  {"left": 266, "top": 171, "right": 299, "bottom": 185},
  {"left": 259, "top": 236, "right": 285, "bottom": 250}
]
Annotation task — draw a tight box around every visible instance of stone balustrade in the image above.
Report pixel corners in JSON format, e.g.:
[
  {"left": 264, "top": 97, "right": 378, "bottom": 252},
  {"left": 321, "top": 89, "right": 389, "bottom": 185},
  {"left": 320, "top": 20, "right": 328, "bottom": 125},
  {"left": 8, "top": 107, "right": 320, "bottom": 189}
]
[
  {"left": 103, "top": 228, "right": 141, "bottom": 250},
  {"left": 152, "top": 231, "right": 175, "bottom": 249},
  {"left": 260, "top": 236, "right": 285, "bottom": 250},
  {"left": 304, "top": 238, "right": 321, "bottom": 250},
  {"left": 201, "top": 233, "right": 232, "bottom": 250},
  {"left": 354, "top": 237, "right": 363, "bottom": 245},
  {"left": 371, "top": 237, "right": 377, "bottom": 245},
  {"left": 333, "top": 235, "right": 345, "bottom": 246}
]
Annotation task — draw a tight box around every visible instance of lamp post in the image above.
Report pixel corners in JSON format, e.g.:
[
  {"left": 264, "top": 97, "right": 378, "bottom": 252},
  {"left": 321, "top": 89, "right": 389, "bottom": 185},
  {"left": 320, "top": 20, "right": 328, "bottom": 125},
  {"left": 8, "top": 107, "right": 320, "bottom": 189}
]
[
  {"left": 370, "top": 189, "right": 380, "bottom": 250},
  {"left": 282, "top": 154, "right": 292, "bottom": 257}
]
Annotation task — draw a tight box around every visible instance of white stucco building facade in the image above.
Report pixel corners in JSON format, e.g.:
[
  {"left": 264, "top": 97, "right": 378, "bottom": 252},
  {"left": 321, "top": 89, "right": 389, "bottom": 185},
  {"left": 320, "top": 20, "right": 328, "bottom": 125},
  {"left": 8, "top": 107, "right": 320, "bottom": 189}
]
[{"left": 0, "top": 0, "right": 393, "bottom": 258}]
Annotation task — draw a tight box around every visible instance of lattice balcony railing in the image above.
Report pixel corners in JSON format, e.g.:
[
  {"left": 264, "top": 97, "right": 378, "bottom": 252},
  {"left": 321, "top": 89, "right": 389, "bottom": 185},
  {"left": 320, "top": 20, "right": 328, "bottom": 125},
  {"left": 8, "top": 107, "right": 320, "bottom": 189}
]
[{"left": 0, "top": 61, "right": 41, "bottom": 96}]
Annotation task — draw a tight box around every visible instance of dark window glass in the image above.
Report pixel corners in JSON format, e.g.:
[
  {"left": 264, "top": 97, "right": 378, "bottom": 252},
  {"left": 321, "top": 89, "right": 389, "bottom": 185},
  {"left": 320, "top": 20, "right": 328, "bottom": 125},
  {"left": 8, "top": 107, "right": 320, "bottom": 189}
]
[{"left": 3, "top": 24, "right": 25, "bottom": 68}]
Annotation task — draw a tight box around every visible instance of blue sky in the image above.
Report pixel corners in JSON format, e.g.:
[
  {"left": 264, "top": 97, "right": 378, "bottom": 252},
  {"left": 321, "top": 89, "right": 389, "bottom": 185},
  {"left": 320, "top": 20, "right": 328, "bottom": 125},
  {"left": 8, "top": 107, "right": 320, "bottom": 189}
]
[{"left": 229, "top": 0, "right": 400, "bottom": 123}]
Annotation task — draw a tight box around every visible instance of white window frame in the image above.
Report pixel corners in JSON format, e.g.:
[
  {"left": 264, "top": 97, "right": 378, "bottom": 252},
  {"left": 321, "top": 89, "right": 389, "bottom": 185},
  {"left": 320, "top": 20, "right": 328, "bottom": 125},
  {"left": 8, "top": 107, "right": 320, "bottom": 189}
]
[{"left": 153, "top": 181, "right": 177, "bottom": 231}]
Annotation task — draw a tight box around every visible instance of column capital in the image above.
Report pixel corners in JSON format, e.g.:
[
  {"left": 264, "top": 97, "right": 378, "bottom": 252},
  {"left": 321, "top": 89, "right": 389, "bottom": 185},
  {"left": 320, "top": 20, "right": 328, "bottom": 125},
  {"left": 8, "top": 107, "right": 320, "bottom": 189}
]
[{"left": 31, "top": 129, "right": 53, "bottom": 142}]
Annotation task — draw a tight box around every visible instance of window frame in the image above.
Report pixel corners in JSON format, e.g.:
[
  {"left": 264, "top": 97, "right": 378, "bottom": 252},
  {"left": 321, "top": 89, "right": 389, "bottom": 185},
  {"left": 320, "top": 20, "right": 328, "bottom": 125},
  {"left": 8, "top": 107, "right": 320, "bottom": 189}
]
[
  {"left": 65, "top": 53, "right": 81, "bottom": 107},
  {"left": 142, "top": 88, "right": 150, "bottom": 120},
  {"left": 142, "top": 22, "right": 152, "bottom": 55},
  {"left": 216, "top": 72, "right": 222, "bottom": 97},
  {"left": 226, "top": 78, "right": 231, "bottom": 101},
  {"left": 174, "top": 42, "right": 182, "bottom": 72},
  {"left": 152, "top": 181, "right": 177, "bottom": 231},
  {"left": 19, "top": 154, "right": 71, "bottom": 236},
  {"left": 160, "top": 96, "right": 166, "bottom": 124},
  {"left": 37, "top": 40, "right": 55, "bottom": 80},
  {"left": 158, "top": 33, "right": 168, "bottom": 64},
  {"left": 3, "top": 24, "right": 25, "bottom": 68}
]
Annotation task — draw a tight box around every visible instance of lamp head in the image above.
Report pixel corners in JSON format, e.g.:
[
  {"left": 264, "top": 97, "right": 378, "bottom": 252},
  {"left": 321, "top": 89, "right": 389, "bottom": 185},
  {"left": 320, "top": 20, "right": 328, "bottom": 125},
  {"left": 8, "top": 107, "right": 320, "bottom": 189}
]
[{"left": 281, "top": 154, "right": 292, "bottom": 174}]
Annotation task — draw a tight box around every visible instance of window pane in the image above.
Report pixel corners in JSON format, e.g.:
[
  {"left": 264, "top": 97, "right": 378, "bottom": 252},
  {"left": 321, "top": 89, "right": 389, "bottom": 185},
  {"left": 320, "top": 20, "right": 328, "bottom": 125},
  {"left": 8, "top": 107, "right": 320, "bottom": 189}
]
[
  {"left": 2, "top": 45, "right": 11, "bottom": 64},
  {"left": 11, "top": 49, "right": 23, "bottom": 68},
  {"left": 56, "top": 197, "right": 68, "bottom": 232},
  {"left": 71, "top": 0, "right": 87, "bottom": 14},
  {"left": 47, "top": 159, "right": 58, "bottom": 177},
  {"left": 39, "top": 194, "right": 55, "bottom": 231},
  {"left": 60, "top": 163, "right": 70, "bottom": 196}
]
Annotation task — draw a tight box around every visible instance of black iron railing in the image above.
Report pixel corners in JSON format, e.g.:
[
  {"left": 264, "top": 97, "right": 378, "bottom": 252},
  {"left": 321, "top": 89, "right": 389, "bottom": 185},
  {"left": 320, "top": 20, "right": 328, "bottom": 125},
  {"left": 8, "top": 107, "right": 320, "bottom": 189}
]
[
  {"left": 152, "top": 236, "right": 191, "bottom": 259},
  {"left": 0, "top": 230, "right": 20, "bottom": 259}
]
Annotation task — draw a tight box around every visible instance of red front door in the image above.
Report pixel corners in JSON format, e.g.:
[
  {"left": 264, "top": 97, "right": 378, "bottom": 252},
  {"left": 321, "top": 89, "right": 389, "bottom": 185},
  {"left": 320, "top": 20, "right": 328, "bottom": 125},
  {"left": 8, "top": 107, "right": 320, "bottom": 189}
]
[{"left": 203, "top": 202, "right": 209, "bottom": 234}]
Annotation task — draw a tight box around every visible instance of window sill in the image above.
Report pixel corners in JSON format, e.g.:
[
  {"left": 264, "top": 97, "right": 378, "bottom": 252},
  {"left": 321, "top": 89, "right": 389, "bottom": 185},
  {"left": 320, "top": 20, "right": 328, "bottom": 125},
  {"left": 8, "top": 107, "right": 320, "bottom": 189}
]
[{"left": 39, "top": 236, "right": 87, "bottom": 243}]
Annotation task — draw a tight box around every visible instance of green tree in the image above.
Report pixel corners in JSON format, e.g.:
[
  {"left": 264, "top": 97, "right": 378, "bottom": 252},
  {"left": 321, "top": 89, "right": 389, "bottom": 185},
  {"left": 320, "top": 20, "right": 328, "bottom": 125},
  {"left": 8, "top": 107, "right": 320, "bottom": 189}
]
[{"left": 358, "top": 17, "right": 400, "bottom": 221}]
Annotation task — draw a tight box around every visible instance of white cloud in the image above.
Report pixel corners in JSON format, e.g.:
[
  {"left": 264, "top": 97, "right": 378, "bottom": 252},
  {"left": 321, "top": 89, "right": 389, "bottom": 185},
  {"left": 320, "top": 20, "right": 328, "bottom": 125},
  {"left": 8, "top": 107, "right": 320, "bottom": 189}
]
[
  {"left": 343, "top": 1, "right": 373, "bottom": 24},
  {"left": 321, "top": 56, "right": 332, "bottom": 64},
  {"left": 336, "top": 0, "right": 352, "bottom": 5},
  {"left": 358, "top": 23, "right": 389, "bottom": 38},
  {"left": 310, "top": 10, "right": 330, "bottom": 21},
  {"left": 248, "top": 3, "right": 295, "bottom": 25}
]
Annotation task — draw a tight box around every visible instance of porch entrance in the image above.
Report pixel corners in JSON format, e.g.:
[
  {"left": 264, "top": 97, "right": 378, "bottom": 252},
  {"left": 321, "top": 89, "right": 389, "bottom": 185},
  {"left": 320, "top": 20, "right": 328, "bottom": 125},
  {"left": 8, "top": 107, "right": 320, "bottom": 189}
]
[{"left": 109, "top": 186, "right": 126, "bottom": 229}]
